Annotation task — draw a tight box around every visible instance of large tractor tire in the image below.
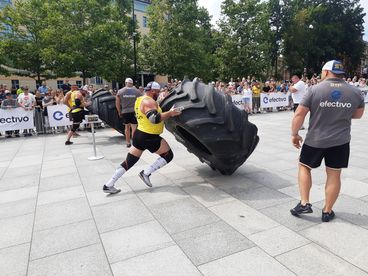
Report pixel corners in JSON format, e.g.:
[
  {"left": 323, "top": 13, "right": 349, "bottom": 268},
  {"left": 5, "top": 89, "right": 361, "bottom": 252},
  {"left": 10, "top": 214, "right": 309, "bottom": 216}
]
[
  {"left": 91, "top": 89, "right": 125, "bottom": 134},
  {"left": 160, "top": 78, "right": 259, "bottom": 175}
]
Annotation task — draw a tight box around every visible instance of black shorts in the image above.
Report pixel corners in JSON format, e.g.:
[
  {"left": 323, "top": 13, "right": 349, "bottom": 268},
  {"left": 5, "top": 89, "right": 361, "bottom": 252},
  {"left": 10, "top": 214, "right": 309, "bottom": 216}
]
[
  {"left": 293, "top": 104, "right": 299, "bottom": 112},
  {"left": 71, "top": 110, "right": 85, "bottom": 124},
  {"left": 300, "top": 143, "right": 350, "bottom": 169},
  {"left": 122, "top": 112, "right": 137, "bottom": 125},
  {"left": 133, "top": 129, "right": 162, "bottom": 153}
]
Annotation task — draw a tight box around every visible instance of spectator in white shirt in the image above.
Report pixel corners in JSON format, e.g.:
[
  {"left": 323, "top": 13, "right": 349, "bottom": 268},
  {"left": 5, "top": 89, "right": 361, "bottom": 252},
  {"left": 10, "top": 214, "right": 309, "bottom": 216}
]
[{"left": 289, "top": 75, "right": 306, "bottom": 130}]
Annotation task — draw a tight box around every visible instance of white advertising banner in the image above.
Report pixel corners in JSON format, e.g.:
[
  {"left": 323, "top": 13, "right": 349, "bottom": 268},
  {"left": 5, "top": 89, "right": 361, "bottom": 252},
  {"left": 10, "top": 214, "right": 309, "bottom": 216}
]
[
  {"left": 260, "top": 92, "right": 289, "bottom": 108},
  {"left": 359, "top": 87, "right": 368, "bottom": 103},
  {"left": 0, "top": 108, "right": 34, "bottom": 131},
  {"left": 232, "top": 94, "right": 253, "bottom": 110},
  {"left": 47, "top": 105, "right": 72, "bottom": 127}
]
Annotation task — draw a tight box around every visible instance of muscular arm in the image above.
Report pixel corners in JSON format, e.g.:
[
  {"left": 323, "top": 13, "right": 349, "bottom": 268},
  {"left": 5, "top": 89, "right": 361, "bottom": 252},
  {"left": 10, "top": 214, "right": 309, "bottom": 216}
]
[
  {"left": 63, "top": 92, "right": 71, "bottom": 108},
  {"left": 116, "top": 95, "right": 121, "bottom": 116},
  {"left": 288, "top": 85, "right": 298, "bottom": 93},
  {"left": 291, "top": 105, "right": 309, "bottom": 135},
  {"left": 140, "top": 98, "right": 179, "bottom": 123},
  {"left": 352, "top": 107, "right": 365, "bottom": 119}
]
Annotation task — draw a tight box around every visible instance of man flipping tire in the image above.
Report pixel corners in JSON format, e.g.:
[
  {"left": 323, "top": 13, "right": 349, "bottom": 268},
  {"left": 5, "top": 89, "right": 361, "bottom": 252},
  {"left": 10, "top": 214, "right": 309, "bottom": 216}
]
[{"left": 103, "top": 81, "right": 181, "bottom": 194}]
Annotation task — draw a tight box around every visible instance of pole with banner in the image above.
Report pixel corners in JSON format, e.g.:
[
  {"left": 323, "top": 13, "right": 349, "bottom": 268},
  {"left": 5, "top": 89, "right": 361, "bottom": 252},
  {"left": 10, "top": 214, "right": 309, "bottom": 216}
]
[{"left": 85, "top": 114, "right": 104, "bottom": 161}]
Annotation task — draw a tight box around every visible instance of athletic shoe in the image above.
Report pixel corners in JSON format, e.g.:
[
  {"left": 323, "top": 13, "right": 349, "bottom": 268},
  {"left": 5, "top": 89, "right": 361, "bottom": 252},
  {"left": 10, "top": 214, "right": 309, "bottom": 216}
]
[
  {"left": 6, "top": 135, "right": 12, "bottom": 138},
  {"left": 290, "top": 202, "right": 313, "bottom": 216},
  {"left": 15, "top": 134, "right": 20, "bottom": 137},
  {"left": 65, "top": 141, "right": 73, "bottom": 145},
  {"left": 139, "top": 170, "right": 152, "bottom": 187},
  {"left": 103, "top": 185, "right": 121, "bottom": 194},
  {"left": 322, "top": 210, "right": 335, "bottom": 222},
  {"left": 126, "top": 143, "right": 131, "bottom": 148}
]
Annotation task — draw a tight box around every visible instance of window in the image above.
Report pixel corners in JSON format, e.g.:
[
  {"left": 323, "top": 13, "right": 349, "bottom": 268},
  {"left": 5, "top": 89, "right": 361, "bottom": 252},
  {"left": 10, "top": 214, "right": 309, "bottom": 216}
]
[
  {"left": 143, "top": 16, "right": 148, "bottom": 28},
  {"left": 76, "top": 80, "right": 82, "bottom": 87},
  {"left": 57, "top": 80, "right": 64, "bottom": 89},
  {"left": 11, "top": 80, "right": 19, "bottom": 89},
  {"left": 95, "top": 76, "right": 103, "bottom": 85}
]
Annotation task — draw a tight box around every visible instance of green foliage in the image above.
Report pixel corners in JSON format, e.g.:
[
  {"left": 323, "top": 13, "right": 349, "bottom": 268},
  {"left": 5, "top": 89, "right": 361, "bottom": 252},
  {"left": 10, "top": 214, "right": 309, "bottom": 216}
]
[
  {"left": 215, "top": 0, "right": 272, "bottom": 80},
  {"left": 283, "top": 0, "right": 366, "bottom": 75},
  {"left": 141, "top": 0, "right": 214, "bottom": 81}
]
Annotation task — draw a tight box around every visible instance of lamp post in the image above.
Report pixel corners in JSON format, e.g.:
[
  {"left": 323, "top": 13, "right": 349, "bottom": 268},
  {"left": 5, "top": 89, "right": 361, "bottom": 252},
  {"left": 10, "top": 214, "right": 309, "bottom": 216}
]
[{"left": 132, "top": 0, "right": 138, "bottom": 85}]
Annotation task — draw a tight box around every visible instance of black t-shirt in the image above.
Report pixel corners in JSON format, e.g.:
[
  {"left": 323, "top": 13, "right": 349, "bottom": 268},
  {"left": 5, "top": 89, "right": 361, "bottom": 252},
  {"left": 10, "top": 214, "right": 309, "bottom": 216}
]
[{"left": 263, "top": 86, "right": 271, "bottom": 93}]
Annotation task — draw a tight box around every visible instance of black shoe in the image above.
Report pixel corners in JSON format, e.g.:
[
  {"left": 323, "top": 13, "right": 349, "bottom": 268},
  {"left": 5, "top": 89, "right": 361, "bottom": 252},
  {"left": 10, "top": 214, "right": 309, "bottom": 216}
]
[
  {"left": 6, "top": 135, "right": 12, "bottom": 138},
  {"left": 322, "top": 210, "right": 335, "bottom": 222},
  {"left": 15, "top": 134, "right": 20, "bottom": 138},
  {"left": 103, "top": 185, "right": 121, "bottom": 194},
  {"left": 290, "top": 202, "right": 313, "bottom": 216},
  {"left": 65, "top": 141, "right": 73, "bottom": 145},
  {"left": 126, "top": 143, "right": 131, "bottom": 148}
]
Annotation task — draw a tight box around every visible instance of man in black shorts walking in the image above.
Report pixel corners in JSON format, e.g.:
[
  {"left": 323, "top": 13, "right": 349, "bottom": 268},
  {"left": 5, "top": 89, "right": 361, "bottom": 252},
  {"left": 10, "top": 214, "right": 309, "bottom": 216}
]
[
  {"left": 290, "top": 60, "right": 365, "bottom": 222},
  {"left": 116, "top": 78, "right": 142, "bottom": 147},
  {"left": 103, "top": 81, "right": 181, "bottom": 194}
]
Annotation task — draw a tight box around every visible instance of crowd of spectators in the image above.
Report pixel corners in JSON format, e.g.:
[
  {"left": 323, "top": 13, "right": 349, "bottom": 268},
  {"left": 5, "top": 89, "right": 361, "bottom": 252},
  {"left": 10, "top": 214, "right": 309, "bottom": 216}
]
[{"left": 0, "top": 80, "right": 99, "bottom": 138}]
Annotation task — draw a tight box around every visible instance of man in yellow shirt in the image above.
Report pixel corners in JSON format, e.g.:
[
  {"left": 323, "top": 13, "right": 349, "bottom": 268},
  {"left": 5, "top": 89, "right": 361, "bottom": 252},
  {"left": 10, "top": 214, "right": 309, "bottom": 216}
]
[
  {"left": 103, "top": 81, "right": 181, "bottom": 194},
  {"left": 252, "top": 80, "right": 261, "bottom": 113}
]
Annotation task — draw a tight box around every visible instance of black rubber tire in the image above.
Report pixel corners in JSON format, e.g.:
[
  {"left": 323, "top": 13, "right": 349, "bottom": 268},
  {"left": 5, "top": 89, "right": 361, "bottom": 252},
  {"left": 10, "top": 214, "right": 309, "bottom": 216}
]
[
  {"left": 160, "top": 78, "right": 259, "bottom": 175},
  {"left": 91, "top": 89, "right": 125, "bottom": 134}
]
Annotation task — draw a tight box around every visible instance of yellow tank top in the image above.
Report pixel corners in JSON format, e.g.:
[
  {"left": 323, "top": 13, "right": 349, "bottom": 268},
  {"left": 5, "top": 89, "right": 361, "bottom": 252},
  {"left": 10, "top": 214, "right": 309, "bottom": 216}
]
[
  {"left": 69, "top": 91, "right": 83, "bottom": 113},
  {"left": 135, "top": 96, "right": 164, "bottom": 135}
]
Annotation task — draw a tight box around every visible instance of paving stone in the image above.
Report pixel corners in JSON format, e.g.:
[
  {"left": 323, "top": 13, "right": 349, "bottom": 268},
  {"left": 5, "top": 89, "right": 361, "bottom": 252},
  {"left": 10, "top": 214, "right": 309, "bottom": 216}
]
[
  {"left": 279, "top": 184, "right": 326, "bottom": 203},
  {"left": 244, "top": 171, "right": 296, "bottom": 190},
  {"left": 3, "top": 165, "right": 41, "bottom": 179},
  {"left": 31, "top": 220, "right": 99, "bottom": 260},
  {"left": 92, "top": 197, "right": 153, "bottom": 233},
  {"left": 125, "top": 173, "right": 174, "bottom": 192},
  {"left": 101, "top": 220, "right": 174, "bottom": 263},
  {"left": 343, "top": 166, "right": 368, "bottom": 181},
  {"left": 86, "top": 185, "right": 135, "bottom": 206},
  {"left": 37, "top": 186, "right": 85, "bottom": 206},
  {"left": 0, "top": 214, "right": 33, "bottom": 249},
  {"left": 0, "top": 243, "right": 30, "bottom": 276},
  {"left": 28, "top": 244, "right": 112, "bottom": 276},
  {"left": 208, "top": 175, "right": 264, "bottom": 195},
  {"left": 0, "top": 174, "right": 40, "bottom": 192},
  {"left": 39, "top": 173, "right": 81, "bottom": 192},
  {"left": 340, "top": 178, "right": 368, "bottom": 198},
  {"left": 111, "top": 245, "right": 201, "bottom": 276},
  {"left": 199, "top": 247, "right": 294, "bottom": 276},
  {"left": 137, "top": 186, "right": 189, "bottom": 206},
  {"left": 277, "top": 243, "right": 367, "bottom": 276},
  {"left": 40, "top": 166, "right": 78, "bottom": 178},
  {"left": 260, "top": 199, "right": 322, "bottom": 232},
  {"left": 81, "top": 173, "right": 119, "bottom": 192},
  {"left": 34, "top": 198, "right": 92, "bottom": 231},
  {"left": 151, "top": 198, "right": 220, "bottom": 234},
  {"left": 173, "top": 221, "right": 254, "bottom": 265},
  {"left": 248, "top": 225, "right": 310, "bottom": 256},
  {"left": 209, "top": 200, "right": 279, "bottom": 237},
  {"left": 0, "top": 186, "right": 38, "bottom": 205},
  {"left": 41, "top": 158, "right": 75, "bottom": 170},
  {"left": 234, "top": 186, "right": 295, "bottom": 210},
  {"left": 314, "top": 195, "right": 368, "bottom": 229},
  {"left": 301, "top": 219, "right": 368, "bottom": 272},
  {"left": 0, "top": 198, "right": 35, "bottom": 220},
  {"left": 183, "top": 183, "right": 235, "bottom": 207}
]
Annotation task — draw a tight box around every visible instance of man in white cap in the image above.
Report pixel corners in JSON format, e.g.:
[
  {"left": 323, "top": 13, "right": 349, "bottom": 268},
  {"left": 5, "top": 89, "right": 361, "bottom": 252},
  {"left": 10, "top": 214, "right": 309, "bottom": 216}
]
[
  {"left": 116, "top": 78, "right": 142, "bottom": 147},
  {"left": 290, "top": 60, "right": 365, "bottom": 222},
  {"left": 103, "top": 81, "right": 181, "bottom": 193}
]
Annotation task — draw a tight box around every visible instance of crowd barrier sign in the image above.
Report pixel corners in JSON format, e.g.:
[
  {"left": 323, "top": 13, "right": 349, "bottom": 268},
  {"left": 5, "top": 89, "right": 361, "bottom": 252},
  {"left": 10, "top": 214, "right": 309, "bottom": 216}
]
[
  {"left": 0, "top": 108, "right": 34, "bottom": 131},
  {"left": 260, "top": 92, "right": 289, "bottom": 108},
  {"left": 231, "top": 94, "right": 252, "bottom": 110},
  {"left": 47, "top": 105, "right": 72, "bottom": 127},
  {"left": 359, "top": 87, "right": 368, "bottom": 103}
]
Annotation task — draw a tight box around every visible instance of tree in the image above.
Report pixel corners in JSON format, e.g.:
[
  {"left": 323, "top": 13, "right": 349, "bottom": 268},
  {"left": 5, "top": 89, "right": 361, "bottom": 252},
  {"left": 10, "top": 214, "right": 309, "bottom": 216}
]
[
  {"left": 215, "top": 0, "right": 272, "bottom": 81},
  {"left": 0, "top": 0, "right": 53, "bottom": 83},
  {"left": 41, "top": 0, "right": 135, "bottom": 84},
  {"left": 283, "top": 0, "right": 366, "bottom": 75},
  {"left": 141, "top": 0, "right": 214, "bottom": 81}
]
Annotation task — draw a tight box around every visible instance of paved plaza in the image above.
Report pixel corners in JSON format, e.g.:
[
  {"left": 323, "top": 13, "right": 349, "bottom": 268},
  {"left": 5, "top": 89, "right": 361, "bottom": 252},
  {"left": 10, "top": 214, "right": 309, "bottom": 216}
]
[{"left": 0, "top": 110, "right": 368, "bottom": 276}]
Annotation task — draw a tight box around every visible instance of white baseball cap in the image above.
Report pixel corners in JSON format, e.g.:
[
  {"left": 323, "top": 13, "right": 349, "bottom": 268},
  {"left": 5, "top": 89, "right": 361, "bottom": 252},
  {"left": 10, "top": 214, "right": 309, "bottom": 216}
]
[
  {"left": 125, "top": 78, "right": 133, "bottom": 84},
  {"left": 145, "top": 81, "right": 161, "bottom": 91},
  {"left": 322, "top": 60, "right": 345, "bottom": 74}
]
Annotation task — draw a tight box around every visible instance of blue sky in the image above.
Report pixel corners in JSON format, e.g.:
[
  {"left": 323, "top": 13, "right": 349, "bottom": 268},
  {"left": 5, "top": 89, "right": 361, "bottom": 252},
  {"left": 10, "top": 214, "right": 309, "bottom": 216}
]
[{"left": 198, "top": 0, "right": 368, "bottom": 41}]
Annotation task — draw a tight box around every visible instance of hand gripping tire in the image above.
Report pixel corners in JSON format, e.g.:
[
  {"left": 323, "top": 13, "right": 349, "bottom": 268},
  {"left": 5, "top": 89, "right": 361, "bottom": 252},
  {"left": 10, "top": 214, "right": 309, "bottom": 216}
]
[
  {"left": 160, "top": 78, "right": 259, "bottom": 175},
  {"left": 91, "top": 89, "right": 125, "bottom": 134}
]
